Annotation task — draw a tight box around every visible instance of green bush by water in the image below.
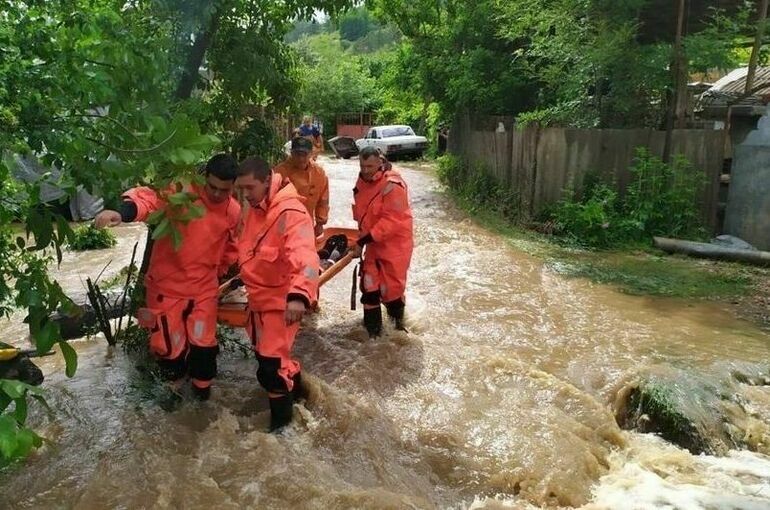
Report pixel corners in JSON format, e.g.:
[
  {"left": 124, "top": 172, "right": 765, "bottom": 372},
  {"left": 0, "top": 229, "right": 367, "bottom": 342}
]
[
  {"left": 68, "top": 224, "right": 117, "bottom": 251},
  {"left": 550, "top": 148, "right": 706, "bottom": 248},
  {"left": 436, "top": 155, "right": 519, "bottom": 222}
]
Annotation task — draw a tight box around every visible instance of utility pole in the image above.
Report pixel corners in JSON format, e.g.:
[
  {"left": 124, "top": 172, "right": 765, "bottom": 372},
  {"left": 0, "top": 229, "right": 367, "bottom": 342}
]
[
  {"left": 745, "top": 0, "right": 769, "bottom": 94},
  {"left": 663, "top": 0, "right": 687, "bottom": 164}
]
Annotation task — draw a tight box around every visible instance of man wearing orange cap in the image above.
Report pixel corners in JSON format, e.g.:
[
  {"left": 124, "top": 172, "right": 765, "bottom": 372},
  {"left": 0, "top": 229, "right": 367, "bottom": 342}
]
[
  {"left": 349, "top": 147, "right": 414, "bottom": 338},
  {"left": 94, "top": 154, "right": 241, "bottom": 400},
  {"left": 235, "top": 157, "right": 319, "bottom": 431},
  {"left": 273, "top": 137, "right": 330, "bottom": 238}
]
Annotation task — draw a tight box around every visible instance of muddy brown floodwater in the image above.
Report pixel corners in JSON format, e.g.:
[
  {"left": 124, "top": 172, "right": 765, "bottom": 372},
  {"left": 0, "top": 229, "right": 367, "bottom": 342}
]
[{"left": 2, "top": 156, "right": 770, "bottom": 509}]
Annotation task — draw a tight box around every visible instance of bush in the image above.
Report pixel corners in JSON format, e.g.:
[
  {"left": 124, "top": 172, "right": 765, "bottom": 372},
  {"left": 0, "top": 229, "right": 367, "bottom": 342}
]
[
  {"left": 550, "top": 148, "right": 706, "bottom": 248},
  {"left": 68, "top": 224, "right": 117, "bottom": 251},
  {"left": 552, "top": 185, "right": 628, "bottom": 248},
  {"left": 437, "top": 155, "right": 519, "bottom": 222},
  {"left": 624, "top": 148, "right": 705, "bottom": 240}
]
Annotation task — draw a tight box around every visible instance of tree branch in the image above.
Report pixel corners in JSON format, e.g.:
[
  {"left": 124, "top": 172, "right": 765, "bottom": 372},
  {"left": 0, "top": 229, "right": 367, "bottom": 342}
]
[{"left": 86, "top": 129, "right": 177, "bottom": 154}]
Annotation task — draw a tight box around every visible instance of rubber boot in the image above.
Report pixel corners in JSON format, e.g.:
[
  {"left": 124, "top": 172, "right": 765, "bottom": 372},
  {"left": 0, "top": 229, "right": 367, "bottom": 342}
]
[
  {"left": 292, "top": 372, "right": 307, "bottom": 402},
  {"left": 156, "top": 356, "right": 187, "bottom": 381},
  {"left": 385, "top": 299, "right": 408, "bottom": 332},
  {"left": 363, "top": 306, "right": 383, "bottom": 338},
  {"left": 191, "top": 384, "right": 211, "bottom": 401},
  {"left": 269, "top": 394, "right": 294, "bottom": 432}
]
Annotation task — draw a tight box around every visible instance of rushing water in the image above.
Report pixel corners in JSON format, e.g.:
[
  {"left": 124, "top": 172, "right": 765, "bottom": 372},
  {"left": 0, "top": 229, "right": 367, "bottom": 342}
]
[{"left": 1, "top": 157, "right": 770, "bottom": 509}]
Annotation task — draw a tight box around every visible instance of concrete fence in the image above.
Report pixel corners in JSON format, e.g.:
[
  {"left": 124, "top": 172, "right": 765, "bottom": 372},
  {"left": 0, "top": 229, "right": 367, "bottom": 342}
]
[{"left": 447, "top": 113, "right": 725, "bottom": 230}]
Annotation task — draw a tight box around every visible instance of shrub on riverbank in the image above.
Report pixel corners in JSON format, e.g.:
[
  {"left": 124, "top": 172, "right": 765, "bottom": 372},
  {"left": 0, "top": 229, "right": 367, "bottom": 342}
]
[
  {"left": 550, "top": 149, "right": 706, "bottom": 248},
  {"left": 68, "top": 224, "right": 117, "bottom": 251},
  {"left": 437, "top": 149, "right": 706, "bottom": 249},
  {"left": 436, "top": 154, "right": 519, "bottom": 222}
]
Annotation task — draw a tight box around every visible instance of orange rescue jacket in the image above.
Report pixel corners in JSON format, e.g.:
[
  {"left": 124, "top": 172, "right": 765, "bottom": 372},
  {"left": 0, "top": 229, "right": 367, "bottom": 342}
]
[
  {"left": 273, "top": 159, "right": 330, "bottom": 226},
  {"left": 352, "top": 168, "right": 414, "bottom": 261},
  {"left": 123, "top": 184, "right": 240, "bottom": 301},
  {"left": 238, "top": 174, "right": 320, "bottom": 312}
]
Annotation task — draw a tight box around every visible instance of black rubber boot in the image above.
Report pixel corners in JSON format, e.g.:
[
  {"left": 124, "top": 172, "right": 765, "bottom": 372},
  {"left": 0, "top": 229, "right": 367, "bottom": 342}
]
[
  {"left": 269, "top": 394, "right": 294, "bottom": 432},
  {"left": 191, "top": 384, "right": 211, "bottom": 401},
  {"left": 384, "top": 299, "right": 408, "bottom": 332},
  {"left": 291, "top": 372, "right": 307, "bottom": 402},
  {"left": 156, "top": 356, "right": 187, "bottom": 381},
  {"left": 363, "top": 307, "right": 383, "bottom": 338}
]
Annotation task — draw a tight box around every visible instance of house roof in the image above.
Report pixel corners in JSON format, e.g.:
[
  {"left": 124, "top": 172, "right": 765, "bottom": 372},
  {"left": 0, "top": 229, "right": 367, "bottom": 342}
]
[{"left": 698, "top": 67, "right": 770, "bottom": 112}]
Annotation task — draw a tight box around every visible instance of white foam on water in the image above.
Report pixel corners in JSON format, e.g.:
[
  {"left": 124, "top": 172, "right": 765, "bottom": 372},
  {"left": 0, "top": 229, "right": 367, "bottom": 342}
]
[
  {"left": 586, "top": 433, "right": 770, "bottom": 510},
  {"left": 452, "top": 494, "right": 536, "bottom": 510}
]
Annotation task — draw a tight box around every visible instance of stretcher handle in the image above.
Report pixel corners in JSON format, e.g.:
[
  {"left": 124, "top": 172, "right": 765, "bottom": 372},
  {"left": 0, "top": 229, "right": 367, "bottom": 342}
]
[
  {"left": 318, "top": 252, "right": 356, "bottom": 287},
  {"left": 217, "top": 251, "right": 357, "bottom": 299}
]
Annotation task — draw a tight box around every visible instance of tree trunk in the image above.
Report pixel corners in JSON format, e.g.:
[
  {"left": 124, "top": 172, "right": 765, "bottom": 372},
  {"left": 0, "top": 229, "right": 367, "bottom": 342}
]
[
  {"left": 654, "top": 237, "right": 770, "bottom": 266},
  {"left": 140, "top": 9, "right": 221, "bottom": 299},
  {"left": 663, "top": 0, "right": 687, "bottom": 163},
  {"left": 746, "top": 0, "right": 770, "bottom": 94},
  {"left": 174, "top": 11, "right": 221, "bottom": 101}
]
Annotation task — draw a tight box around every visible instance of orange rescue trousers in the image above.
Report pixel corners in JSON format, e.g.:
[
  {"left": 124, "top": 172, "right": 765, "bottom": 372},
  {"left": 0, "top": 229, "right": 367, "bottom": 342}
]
[
  {"left": 245, "top": 310, "right": 301, "bottom": 395},
  {"left": 138, "top": 291, "right": 219, "bottom": 391}
]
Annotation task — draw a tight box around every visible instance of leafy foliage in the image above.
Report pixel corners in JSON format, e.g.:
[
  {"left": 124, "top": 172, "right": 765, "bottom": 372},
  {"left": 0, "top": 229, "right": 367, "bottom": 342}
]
[
  {"left": 366, "top": 0, "right": 756, "bottom": 129},
  {"left": 436, "top": 155, "right": 520, "bottom": 222},
  {"left": 1, "top": 0, "right": 353, "bottom": 463},
  {"left": 0, "top": 380, "right": 46, "bottom": 467},
  {"left": 68, "top": 224, "right": 118, "bottom": 251},
  {"left": 550, "top": 149, "right": 706, "bottom": 248},
  {"left": 552, "top": 186, "right": 626, "bottom": 249},
  {"left": 292, "top": 32, "right": 381, "bottom": 132},
  {"left": 339, "top": 6, "right": 378, "bottom": 41}
]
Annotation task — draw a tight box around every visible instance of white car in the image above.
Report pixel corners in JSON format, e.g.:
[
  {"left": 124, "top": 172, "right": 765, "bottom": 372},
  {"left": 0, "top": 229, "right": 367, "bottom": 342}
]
[{"left": 355, "top": 125, "right": 428, "bottom": 159}]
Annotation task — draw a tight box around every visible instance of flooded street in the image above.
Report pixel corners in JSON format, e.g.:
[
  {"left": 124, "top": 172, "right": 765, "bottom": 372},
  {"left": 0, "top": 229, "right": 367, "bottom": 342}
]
[{"left": 2, "top": 156, "right": 770, "bottom": 509}]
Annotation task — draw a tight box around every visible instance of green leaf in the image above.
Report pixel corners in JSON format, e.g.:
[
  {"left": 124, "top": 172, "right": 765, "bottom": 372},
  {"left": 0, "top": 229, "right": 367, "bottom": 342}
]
[
  {"left": 170, "top": 226, "right": 183, "bottom": 250},
  {"left": 14, "top": 428, "right": 40, "bottom": 458},
  {"left": 166, "top": 192, "right": 188, "bottom": 206},
  {"left": 185, "top": 134, "right": 220, "bottom": 151},
  {"left": 59, "top": 340, "right": 78, "bottom": 378},
  {"left": 55, "top": 214, "right": 75, "bottom": 244},
  {"left": 33, "top": 320, "right": 59, "bottom": 353},
  {"left": 12, "top": 396, "right": 27, "bottom": 424},
  {"left": 0, "top": 416, "right": 19, "bottom": 460},
  {"left": 151, "top": 217, "right": 171, "bottom": 240},
  {"left": 0, "top": 393, "right": 12, "bottom": 414},
  {"left": 30, "top": 394, "right": 52, "bottom": 416},
  {"left": 187, "top": 204, "right": 205, "bottom": 220},
  {"left": 27, "top": 207, "right": 53, "bottom": 250},
  {"left": 168, "top": 148, "right": 197, "bottom": 166},
  {"left": 0, "top": 380, "right": 25, "bottom": 400},
  {"left": 146, "top": 210, "right": 165, "bottom": 224}
]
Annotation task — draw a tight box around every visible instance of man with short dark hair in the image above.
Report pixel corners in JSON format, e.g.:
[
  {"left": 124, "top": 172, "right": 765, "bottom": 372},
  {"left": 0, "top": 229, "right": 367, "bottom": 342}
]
[
  {"left": 94, "top": 153, "right": 241, "bottom": 400},
  {"left": 235, "top": 157, "right": 319, "bottom": 431},
  {"left": 350, "top": 147, "right": 414, "bottom": 337},
  {"left": 274, "top": 137, "right": 330, "bottom": 237}
]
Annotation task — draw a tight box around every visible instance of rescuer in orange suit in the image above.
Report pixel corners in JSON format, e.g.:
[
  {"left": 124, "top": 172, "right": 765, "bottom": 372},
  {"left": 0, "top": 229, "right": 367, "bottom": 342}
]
[
  {"left": 273, "top": 137, "right": 330, "bottom": 238},
  {"left": 94, "top": 154, "right": 241, "bottom": 400},
  {"left": 349, "top": 146, "right": 414, "bottom": 338},
  {"left": 235, "top": 157, "right": 320, "bottom": 431}
]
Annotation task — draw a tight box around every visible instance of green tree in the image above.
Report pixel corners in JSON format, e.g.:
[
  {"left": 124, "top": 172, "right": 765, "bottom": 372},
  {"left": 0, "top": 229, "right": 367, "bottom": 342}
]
[
  {"left": 368, "top": 0, "right": 537, "bottom": 120},
  {"left": 0, "top": 0, "right": 352, "bottom": 465},
  {"left": 496, "top": 0, "right": 752, "bottom": 128},
  {"left": 339, "top": 6, "right": 377, "bottom": 41},
  {"left": 292, "top": 33, "right": 380, "bottom": 131}
]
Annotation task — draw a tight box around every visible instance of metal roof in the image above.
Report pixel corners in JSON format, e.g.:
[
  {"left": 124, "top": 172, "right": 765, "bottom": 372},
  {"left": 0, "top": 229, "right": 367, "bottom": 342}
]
[{"left": 698, "top": 67, "right": 770, "bottom": 110}]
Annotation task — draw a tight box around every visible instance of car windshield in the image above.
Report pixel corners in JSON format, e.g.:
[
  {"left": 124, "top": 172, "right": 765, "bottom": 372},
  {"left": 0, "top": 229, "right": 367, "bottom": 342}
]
[{"left": 381, "top": 126, "right": 415, "bottom": 138}]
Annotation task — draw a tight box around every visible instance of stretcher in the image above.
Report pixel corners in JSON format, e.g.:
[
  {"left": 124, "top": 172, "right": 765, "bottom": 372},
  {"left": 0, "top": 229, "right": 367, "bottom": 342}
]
[{"left": 216, "top": 227, "right": 358, "bottom": 327}]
